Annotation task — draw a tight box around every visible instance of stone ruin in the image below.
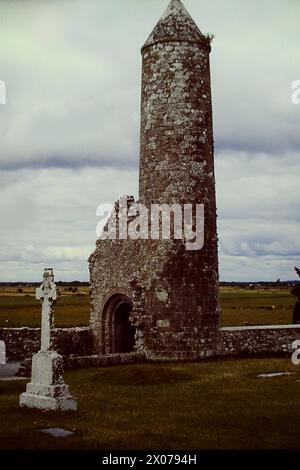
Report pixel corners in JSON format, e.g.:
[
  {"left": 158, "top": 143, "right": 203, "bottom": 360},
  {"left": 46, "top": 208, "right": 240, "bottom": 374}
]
[
  {"left": 10, "top": 1, "right": 299, "bottom": 376},
  {"left": 89, "top": 0, "right": 220, "bottom": 360}
]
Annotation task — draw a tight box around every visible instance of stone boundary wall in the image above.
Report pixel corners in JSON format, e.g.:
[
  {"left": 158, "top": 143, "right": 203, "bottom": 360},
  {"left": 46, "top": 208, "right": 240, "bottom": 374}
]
[
  {"left": 218, "top": 325, "right": 300, "bottom": 357},
  {"left": 65, "top": 352, "right": 141, "bottom": 369},
  {"left": 0, "top": 327, "right": 93, "bottom": 361},
  {"left": 19, "top": 352, "right": 141, "bottom": 377},
  {"left": 2, "top": 324, "right": 300, "bottom": 364}
]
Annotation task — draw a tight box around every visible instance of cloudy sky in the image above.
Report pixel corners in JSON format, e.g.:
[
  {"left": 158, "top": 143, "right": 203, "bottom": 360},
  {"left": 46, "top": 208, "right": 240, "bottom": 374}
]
[{"left": 0, "top": 0, "right": 299, "bottom": 282}]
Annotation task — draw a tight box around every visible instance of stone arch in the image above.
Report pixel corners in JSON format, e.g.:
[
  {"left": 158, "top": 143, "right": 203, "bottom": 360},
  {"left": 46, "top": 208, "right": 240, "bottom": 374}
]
[{"left": 102, "top": 293, "right": 135, "bottom": 354}]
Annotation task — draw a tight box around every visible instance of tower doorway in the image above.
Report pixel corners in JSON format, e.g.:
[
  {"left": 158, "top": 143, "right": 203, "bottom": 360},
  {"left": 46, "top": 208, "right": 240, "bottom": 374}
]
[
  {"left": 102, "top": 294, "right": 136, "bottom": 354},
  {"left": 113, "top": 301, "right": 135, "bottom": 353}
]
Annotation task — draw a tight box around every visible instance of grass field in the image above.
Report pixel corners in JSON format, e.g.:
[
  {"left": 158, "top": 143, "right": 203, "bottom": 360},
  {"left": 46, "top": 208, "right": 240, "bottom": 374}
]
[
  {"left": 0, "top": 358, "right": 300, "bottom": 449},
  {"left": 0, "top": 286, "right": 295, "bottom": 328},
  {"left": 220, "top": 286, "right": 294, "bottom": 326},
  {"left": 0, "top": 295, "right": 90, "bottom": 328}
]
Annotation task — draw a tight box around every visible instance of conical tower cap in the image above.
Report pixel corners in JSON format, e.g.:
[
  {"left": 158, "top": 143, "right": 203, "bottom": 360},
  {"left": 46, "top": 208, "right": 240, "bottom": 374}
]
[{"left": 142, "top": 0, "right": 209, "bottom": 51}]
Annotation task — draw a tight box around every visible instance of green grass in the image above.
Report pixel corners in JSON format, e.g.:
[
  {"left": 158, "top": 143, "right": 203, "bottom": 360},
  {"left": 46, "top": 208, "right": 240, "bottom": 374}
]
[
  {"left": 0, "top": 287, "right": 296, "bottom": 328},
  {"left": 221, "top": 288, "right": 294, "bottom": 326},
  {"left": 0, "top": 295, "right": 90, "bottom": 328},
  {"left": 1, "top": 358, "right": 300, "bottom": 449}
]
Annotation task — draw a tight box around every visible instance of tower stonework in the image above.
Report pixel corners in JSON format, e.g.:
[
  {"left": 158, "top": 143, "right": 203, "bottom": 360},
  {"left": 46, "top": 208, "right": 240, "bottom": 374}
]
[
  {"left": 140, "top": 0, "right": 214, "bottom": 208},
  {"left": 89, "top": 0, "right": 220, "bottom": 360}
]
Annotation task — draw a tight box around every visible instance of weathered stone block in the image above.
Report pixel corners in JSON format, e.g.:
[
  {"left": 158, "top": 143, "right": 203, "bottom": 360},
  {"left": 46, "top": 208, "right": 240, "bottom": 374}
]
[{"left": 20, "top": 350, "right": 77, "bottom": 411}]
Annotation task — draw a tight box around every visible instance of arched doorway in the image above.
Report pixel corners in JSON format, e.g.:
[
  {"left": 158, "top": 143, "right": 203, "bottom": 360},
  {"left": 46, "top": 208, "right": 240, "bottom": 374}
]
[
  {"left": 113, "top": 301, "right": 135, "bottom": 353},
  {"left": 102, "top": 294, "right": 136, "bottom": 354}
]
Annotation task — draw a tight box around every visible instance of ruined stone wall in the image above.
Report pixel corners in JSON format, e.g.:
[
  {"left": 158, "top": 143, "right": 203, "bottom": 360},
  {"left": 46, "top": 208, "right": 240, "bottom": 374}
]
[
  {"left": 0, "top": 327, "right": 93, "bottom": 361},
  {"left": 90, "top": 234, "right": 219, "bottom": 358},
  {"left": 4, "top": 323, "right": 300, "bottom": 364},
  {"left": 218, "top": 325, "right": 300, "bottom": 357}
]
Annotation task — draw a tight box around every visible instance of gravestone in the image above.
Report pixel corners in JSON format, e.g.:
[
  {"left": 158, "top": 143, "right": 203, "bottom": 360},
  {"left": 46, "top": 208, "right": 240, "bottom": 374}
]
[
  {"left": 40, "top": 428, "right": 74, "bottom": 438},
  {"left": 0, "top": 341, "right": 6, "bottom": 365},
  {"left": 19, "top": 268, "right": 77, "bottom": 411}
]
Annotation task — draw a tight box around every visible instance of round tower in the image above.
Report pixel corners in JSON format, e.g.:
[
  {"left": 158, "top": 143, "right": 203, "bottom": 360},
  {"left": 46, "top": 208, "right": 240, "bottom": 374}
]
[
  {"left": 139, "top": 0, "right": 220, "bottom": 335},
  {"left": 89, "top": 0, "right": 220, "bottom": 360}
]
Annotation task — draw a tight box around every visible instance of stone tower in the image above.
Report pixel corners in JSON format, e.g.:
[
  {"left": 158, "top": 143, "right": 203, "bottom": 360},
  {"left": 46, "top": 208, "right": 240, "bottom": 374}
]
[{"left": 89, "top": 0, "right": 220, "bottom": 360}]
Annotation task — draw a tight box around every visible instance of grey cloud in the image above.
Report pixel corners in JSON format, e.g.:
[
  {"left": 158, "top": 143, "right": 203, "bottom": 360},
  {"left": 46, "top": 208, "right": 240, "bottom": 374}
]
[
  {"left": 0, "top": 167, "right": 138, "bottom": 281},
  {"left": 0, "top": 0, "right": 299, "bottom": 281},
  {"left": 0, "top": 0, "right": 299, "bottom": 170}
]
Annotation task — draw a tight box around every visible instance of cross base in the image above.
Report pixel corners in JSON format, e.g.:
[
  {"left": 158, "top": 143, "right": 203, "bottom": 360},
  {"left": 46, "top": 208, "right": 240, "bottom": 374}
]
[
  {"left": 19, "top": 392, "right": 77, "bottom": 411},
  {"left": 19, "top": 350, "right": 77, "bottom": 412}
]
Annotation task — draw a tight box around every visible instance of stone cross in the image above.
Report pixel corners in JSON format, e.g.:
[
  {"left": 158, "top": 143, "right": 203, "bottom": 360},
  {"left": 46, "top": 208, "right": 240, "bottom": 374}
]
[
  {"left": 36, "top": 268, "right": 57, "bottom": 351},
  {"left": 20, "top": 267, "right": 77, "bottom": 411}
]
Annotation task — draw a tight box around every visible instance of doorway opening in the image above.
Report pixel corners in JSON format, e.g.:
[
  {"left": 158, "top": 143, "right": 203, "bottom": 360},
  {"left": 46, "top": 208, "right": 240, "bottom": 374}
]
[{"left": 113, "top": 301, "right": 135, "bottom": 353}]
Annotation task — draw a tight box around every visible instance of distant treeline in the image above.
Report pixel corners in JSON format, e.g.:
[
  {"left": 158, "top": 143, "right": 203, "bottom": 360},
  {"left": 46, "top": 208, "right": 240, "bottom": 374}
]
[
  {"left": 0, "top": 281, "right": 90, "bottom": 287},
  {"left": 219, "top": 281, "right": 300, "bottom": 287}
]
